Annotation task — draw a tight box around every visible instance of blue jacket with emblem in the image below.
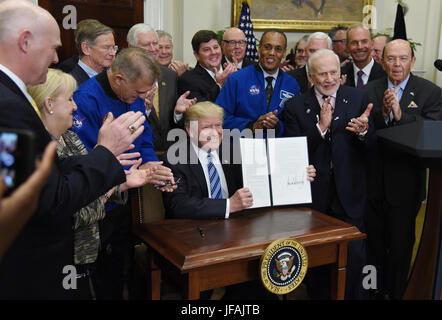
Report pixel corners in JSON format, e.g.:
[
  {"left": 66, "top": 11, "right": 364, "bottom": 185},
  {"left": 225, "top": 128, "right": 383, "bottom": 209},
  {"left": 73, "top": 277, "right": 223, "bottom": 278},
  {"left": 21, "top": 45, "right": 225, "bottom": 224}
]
[
  {"left": 72, "top": 73, "right": 158, "bottom": 164},
  {"left": 215, "top": 64, "right": 300, "bottom": 136}
]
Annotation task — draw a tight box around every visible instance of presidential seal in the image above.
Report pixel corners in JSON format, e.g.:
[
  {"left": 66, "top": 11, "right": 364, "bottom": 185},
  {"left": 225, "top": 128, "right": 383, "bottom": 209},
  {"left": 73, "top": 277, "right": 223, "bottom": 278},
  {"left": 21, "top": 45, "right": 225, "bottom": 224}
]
[{"left": 260, "top": 238, "right": 308, "bottom": 295}]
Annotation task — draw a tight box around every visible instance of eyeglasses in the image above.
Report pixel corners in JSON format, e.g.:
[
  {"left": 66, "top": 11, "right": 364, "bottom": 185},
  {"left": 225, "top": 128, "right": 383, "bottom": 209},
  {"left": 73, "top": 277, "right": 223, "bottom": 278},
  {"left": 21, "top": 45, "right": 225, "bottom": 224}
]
[
  {"left": 332, "top": 39, "right": 347, "bottom": 44},
  {"left": 96, "top": 45, "right": 118, "bottom": 53},
  {"left": 385, "top": 56, "right": 411, "bottom": 64},
  {"left": 223, "top": 40, "right": 247, "bottom": 47}
]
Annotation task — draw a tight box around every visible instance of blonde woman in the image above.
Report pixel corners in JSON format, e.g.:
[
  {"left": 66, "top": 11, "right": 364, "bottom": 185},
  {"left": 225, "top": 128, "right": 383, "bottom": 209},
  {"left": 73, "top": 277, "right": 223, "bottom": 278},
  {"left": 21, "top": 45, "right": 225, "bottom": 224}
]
[{"left": 28, "top": 68, "right": 153, "bottom": 299}]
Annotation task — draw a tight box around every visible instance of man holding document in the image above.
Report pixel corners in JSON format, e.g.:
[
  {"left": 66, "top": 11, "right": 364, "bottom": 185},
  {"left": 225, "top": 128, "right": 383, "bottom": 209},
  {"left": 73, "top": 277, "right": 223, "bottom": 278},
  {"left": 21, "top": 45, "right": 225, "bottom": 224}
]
[
  {"left": 283, "top": 49, "right": 375, "bottom": 300},
  {"left": 162, "top": 101, "right": 316, "bottom": 219}
]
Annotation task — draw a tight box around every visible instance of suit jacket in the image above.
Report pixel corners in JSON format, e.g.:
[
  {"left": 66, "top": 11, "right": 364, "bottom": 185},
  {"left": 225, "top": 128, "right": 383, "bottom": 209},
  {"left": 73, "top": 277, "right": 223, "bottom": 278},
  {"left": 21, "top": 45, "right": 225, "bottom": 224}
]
[
  {"left": 178, "top": 63, "right": 220, "bottom": 102},
  {"left": 283, "top": 85, "right": 375, "bottom": 219},
  {"left": 0, "top": 70, "right": 125, "bottom": 299},
  {"left": 69, "top": 63, "right": 89, "bottom": 85},
  {"left": 221, "top": 55, "right": 254, "bottom": 69},
  {"left": 147, "top": 65, "right": 179, "bottom": 152},
  {"left": 69, "top": 63, "right": 90, "bottom": 85},
  {"left": 364, "top": 74, "right": 442, "bottom": 204},
  {"left": 56, "top": 54, "right": 79, "bottom": 73},
  {"left": 161, "top": 138, "right": 243, "bottom": 219},
  {"left": 287, "top": 66, "right": 309, "bottom": 94},
  {"left": 341, "top": 60, "right": 386, "bottom": 87}
]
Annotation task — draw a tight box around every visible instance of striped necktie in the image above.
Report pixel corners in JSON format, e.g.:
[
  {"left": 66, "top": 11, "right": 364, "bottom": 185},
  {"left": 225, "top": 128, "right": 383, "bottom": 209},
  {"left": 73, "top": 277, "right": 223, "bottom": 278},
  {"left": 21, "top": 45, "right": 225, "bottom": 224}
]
[{"left": 207, "top": 153, "right": 222, "bottom": 199}]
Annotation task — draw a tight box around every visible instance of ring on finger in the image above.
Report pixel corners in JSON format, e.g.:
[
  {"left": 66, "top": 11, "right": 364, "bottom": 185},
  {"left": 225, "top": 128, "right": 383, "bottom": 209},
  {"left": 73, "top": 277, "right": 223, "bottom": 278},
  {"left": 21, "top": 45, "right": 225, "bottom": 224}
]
[{"left": 128, "top": 124, "right": 136, "bottom": 134}]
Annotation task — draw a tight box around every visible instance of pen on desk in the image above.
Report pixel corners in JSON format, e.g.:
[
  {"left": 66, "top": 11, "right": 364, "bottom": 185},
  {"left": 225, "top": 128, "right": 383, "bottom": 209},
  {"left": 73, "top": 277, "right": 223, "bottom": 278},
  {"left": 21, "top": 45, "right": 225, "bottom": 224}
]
[{"left": 197, "top": 225, "right": 205, "bottom": 238}]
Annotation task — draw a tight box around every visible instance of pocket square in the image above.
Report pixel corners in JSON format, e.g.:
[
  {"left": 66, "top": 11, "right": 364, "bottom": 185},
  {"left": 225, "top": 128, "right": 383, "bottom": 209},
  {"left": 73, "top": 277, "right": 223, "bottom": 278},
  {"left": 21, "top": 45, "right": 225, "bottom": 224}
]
[{"left": 408, "top": 101, "right": 418, "bottom": 108}]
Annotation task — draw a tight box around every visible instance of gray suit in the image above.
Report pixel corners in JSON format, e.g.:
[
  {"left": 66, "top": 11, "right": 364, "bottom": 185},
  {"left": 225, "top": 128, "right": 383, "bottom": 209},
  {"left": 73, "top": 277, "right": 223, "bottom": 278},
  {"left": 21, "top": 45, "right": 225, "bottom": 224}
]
[{"left": 147, "top": 65, "right": 180, "bottom": 152}]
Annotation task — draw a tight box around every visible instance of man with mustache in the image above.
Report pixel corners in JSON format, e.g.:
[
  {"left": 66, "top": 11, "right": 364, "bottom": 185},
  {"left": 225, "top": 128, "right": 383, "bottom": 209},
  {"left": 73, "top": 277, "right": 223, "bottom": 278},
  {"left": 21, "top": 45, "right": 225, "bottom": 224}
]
[
  {"left": 216, "top": 29, "right": 300, "bottom": 137},
  {"left": 341, "top": 24, "right": 386, "bottom": 88}
]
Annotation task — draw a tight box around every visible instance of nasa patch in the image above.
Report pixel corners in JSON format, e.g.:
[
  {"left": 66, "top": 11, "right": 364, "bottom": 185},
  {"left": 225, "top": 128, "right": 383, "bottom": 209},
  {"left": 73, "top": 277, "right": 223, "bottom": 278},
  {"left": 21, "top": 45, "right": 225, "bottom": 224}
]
[
  {"left": 260, "top": 238, "right": 308, "bottom": 295},
  {"left": 248, "top": 85, "right": 261, "bottom": 96},
  {"left": 72, "top": 115, "right": 85, "bottom": 129},
  {"left": 279, "top": 90, "right": 295, "bottom": 108}
]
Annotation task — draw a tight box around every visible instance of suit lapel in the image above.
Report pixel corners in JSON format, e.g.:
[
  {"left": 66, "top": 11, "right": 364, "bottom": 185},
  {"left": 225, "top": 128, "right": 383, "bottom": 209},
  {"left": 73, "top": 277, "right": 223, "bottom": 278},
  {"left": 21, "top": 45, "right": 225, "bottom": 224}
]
[
  {"left": 399, "top": 74, "right": 417, "bottom": 111},
  {"left": 304, "top": 88, "right": 321, "bottom": 125},
  {"left": 158, "top": 78, "right": 168, "bottom": 128},
  {"left": 0, "top": 70, "right": 29, "bottom": 101},
  {"left": 187, "top": 139, "right": 209, "bottom": 197},
  {"left": 332, "top": 87, "right": 349, "bottom": 132}
]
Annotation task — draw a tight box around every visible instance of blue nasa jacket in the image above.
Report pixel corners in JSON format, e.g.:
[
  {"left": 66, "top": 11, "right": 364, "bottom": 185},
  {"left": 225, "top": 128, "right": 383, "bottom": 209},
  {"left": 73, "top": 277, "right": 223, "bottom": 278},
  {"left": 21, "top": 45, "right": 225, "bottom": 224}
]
[
  {"left": 72, "top": 71, "right": 158, "bottom": 165},
  {"left": 215, "top": 64, "right": 300, "bottom": 136}
]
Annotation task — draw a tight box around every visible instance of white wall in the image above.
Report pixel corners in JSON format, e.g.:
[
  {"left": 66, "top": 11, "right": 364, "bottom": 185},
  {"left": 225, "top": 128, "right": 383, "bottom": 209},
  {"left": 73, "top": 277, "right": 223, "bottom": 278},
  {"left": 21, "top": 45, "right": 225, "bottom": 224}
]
[{"left": 149, "top": 0, "right": 441, "bottom": 85}]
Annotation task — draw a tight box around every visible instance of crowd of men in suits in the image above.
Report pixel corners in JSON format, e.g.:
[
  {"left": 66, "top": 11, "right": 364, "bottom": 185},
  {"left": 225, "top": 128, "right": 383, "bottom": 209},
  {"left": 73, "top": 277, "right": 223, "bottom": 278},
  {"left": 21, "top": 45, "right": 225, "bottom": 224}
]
[{"left": 0, "top": 0, "right": 441, "bottom": 301}]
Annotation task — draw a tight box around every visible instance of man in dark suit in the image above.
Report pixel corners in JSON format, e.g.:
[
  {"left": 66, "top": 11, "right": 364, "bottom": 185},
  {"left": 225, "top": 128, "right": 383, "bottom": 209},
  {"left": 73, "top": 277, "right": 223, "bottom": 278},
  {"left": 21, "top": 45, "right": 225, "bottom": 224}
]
[
  {"left": 221, "top": 27, "right": 254, "bottom": 70},
  {"left": 162, "top": 101, "right": 253, "bottom": 219},
  {"left": 284, "top": 49, "right": 374, "bottom": 299},
  {"left": 0, "top": 0, "right": 144, "bottom": 299},
  {"left": 178, "top": 30, "right": 236, "bottom": 102},
  {"left": 127, "top": 23, "right": 196, "bottom": 152},
  {"left": 341, "top": 24, "right": 386, "bottom": 88},
  {"left": 287, "top": 32, "right": 332, "bottom": 94},
  {"left": 70, "top": 19, "right": 116, "bottom": 85},
  {"left": 364, "top": 39, "right": 442, "bottom": 299}
]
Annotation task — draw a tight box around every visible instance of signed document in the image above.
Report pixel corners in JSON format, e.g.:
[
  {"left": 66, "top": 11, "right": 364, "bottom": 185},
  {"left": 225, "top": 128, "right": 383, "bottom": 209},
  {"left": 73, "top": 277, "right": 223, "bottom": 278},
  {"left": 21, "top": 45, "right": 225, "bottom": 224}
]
[{"left": 240, "top": 137, "right": 311, "bottom": 208}]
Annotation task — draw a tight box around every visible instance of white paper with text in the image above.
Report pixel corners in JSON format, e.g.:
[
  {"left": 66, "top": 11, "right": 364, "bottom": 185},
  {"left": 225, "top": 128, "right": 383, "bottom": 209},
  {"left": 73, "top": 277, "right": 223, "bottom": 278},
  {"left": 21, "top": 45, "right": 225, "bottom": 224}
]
[{"left": 267, "top": 137, "right": 312, "bottom": 205}]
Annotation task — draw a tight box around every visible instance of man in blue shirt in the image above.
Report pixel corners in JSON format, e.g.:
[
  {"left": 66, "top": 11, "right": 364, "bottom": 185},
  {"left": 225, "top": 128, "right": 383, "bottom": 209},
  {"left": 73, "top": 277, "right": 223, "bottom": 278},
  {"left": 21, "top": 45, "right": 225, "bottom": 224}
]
[{"left": 216, "top": 29, "right": 300, "bottom": 137}]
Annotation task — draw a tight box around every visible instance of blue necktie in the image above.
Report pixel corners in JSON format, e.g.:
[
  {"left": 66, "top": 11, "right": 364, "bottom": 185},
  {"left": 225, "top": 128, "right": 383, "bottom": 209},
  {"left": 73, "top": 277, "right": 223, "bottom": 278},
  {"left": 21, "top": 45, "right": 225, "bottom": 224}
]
[
  {"left": 207, "top": 153, "right": 222, "bottom": 199},
  {"left": 356, "top": 70, "right": 364, "bottom": 88}
]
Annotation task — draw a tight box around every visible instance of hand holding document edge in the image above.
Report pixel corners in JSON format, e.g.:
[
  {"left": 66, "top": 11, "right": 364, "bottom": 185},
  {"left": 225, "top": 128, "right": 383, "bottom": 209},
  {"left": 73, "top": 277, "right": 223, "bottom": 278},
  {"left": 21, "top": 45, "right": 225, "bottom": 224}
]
[{"left": 239, "top": 137, "right": 312, "bottom": 209}]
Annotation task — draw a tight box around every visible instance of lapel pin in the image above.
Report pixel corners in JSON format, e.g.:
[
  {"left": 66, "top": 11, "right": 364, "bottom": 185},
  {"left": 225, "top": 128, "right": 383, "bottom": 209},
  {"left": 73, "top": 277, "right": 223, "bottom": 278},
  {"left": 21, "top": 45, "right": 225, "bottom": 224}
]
[
  {"left": 162, "top": 81, "right": 166, "bottom": 86},
  {"left": 306, "top": 108, "right": 311, "bottom": 114},
  {"left": 334, "top": 116, "right": 340, "bottom": 121},
  {"left": 410, "top": 92, "right": 414, "bottom": 96},
  {"left": 343, "top": 99, "right": 348, "bottom": 104}
]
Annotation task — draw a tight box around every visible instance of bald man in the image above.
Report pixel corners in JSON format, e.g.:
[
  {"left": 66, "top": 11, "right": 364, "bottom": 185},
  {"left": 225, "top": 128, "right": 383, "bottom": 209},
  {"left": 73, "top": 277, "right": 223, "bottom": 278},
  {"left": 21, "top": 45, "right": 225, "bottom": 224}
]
[
  {"left": 0, "top": 0, "right": 143, "bottom": 299},
  {"left": 371, "top": 35, "right": 389, "bottom": 64},
  {"left": 364, "top": 39, "right": 442, "bottom": 299},
  {"left": 221, "top": 27, "right": 254, "bottom": 70}
]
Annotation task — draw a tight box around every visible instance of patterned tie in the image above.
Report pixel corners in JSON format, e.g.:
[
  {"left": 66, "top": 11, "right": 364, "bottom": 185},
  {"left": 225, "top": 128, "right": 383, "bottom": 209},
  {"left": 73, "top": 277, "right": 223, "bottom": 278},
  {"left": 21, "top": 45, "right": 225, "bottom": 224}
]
[
  {"left": 207, "top": 153, "right": 222, "bottom": 199},
  {"left": 265, "top": 76, "right": 274, "bottom": 108},
  {"left": 356, "top": 70, "right": 364, "bottom": 88}
]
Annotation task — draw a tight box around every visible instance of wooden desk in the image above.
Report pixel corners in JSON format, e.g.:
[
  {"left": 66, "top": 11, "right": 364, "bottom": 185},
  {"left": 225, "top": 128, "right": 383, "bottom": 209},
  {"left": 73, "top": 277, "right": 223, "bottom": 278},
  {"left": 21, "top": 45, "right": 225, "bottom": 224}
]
[{"left": 133, "top": 207, "right": 365, "bottom": 300}]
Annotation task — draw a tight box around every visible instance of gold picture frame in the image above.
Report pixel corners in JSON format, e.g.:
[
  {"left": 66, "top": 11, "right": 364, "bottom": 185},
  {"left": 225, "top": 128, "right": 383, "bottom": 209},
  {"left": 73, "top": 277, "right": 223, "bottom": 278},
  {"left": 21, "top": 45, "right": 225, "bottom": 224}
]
[{"left": 232, "top": 0, "right": 375, "bottom": 32}]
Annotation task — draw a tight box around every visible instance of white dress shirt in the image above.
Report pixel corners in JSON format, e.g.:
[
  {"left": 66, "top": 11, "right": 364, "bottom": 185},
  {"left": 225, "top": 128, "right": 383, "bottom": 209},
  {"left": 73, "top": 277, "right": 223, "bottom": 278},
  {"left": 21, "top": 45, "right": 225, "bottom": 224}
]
[
  {"left": 353, "top": 58, "right": 375, "bottom": 87},
  {"left": 191, "top": 141, "right": 230, "bottom": 218}
]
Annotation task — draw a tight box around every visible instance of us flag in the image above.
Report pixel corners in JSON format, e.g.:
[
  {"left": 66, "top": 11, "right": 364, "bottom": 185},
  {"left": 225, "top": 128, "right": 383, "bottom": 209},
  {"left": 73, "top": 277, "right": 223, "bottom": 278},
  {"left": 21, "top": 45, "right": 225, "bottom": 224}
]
[{"left": 238, "top": 0, "right": 258, "bottom": 61}]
